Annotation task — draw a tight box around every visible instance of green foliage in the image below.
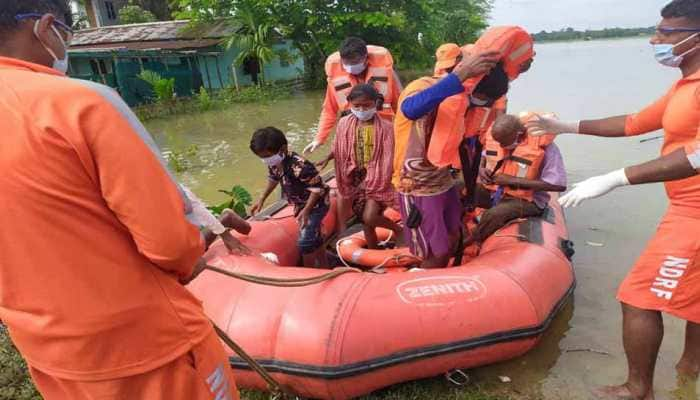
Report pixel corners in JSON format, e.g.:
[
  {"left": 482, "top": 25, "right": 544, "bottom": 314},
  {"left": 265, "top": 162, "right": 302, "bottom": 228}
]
[
  {"left": 138, "top": 70, "right": 176, "bottom": 104},
  {"left": 532, "top": 26, "right": 655, "bottom": 42},
  {"left": 118, "top": 2, "right": 158, "bottom": 24},
  {"left": 167, "top": 144, "right": 199, "bottom": 173},
  {"left": 208, "top": 185, "right": 253, "bottom": 217},
  {"left": 134, "top": 83, "right": 292, "bottom": 121},
  {"left": 0, "top": 328, "right": 41, "bottom": 400},
  {"left": 197, "top": 86, "right": 214, "bottom": 111},
  {"left": 227, "top": 7, "right": 276, "bottom": 85},
  {"left": 170, "top": 0, "right": 493, "bottom": 87},
  {"left": 430, "top": 0, "right": 492, "bottom": 45}
]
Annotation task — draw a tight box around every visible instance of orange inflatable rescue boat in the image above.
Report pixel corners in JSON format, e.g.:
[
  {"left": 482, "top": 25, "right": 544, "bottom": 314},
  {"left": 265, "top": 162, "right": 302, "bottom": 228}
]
[{"left": 188, "top": 177, "right": 575, "bottom": 399}]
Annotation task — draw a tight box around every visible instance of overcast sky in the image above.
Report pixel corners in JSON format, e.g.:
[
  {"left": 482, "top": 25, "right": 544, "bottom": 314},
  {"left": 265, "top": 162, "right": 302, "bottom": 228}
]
[{"left": 490, "top": 0, "right": 670, "bottom": 32}]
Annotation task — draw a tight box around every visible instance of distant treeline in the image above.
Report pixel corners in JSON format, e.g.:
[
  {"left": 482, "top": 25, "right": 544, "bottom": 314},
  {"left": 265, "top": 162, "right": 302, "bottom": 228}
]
[{"left": 532, "top": 27, "right": 655, "bottom": 42}]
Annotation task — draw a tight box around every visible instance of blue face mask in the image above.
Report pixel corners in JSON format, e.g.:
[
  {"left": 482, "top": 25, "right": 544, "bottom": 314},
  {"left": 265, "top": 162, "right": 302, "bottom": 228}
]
[{"left": 654, "top": 33, "right": 699, "bottom": 68}]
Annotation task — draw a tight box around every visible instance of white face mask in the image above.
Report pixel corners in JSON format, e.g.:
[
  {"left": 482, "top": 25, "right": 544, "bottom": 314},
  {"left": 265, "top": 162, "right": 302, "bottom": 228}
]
[
  {"left": 34, "top": 21, "right": 69, "bottom": 74},
  {"left": 350, "top": 107, "right": 376, "bottom": 121},
  {"left": 469, "top": 95, "right": 490, "bottom": 107},
  {"left": 503, "top": 131, "right": 525, "bottom": 150},
  {"left": 342, "top": 60, "right": 367, "bottom": 75},
  {"left": 653, "top": 32, "right": 699, "bottom": 68},
  {"left": 262, "top": 153, "right": 285, "bottom": 167}
]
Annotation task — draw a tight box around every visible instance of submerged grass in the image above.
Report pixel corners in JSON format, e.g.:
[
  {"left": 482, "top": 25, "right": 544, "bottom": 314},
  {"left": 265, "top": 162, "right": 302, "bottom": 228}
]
[
  {"left": 134, "top": 84, "right": 294, "bottom": 122},
  {"left": 1, "top": 328, "right": 517, "bottom": 400}
]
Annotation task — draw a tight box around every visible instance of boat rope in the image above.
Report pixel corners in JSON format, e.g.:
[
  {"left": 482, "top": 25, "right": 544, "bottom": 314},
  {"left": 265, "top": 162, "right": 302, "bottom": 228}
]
[
  {"left": 211, "top": 321, "right": 295, "bottom": 400},
  {"left": 204, "top": 264, "right": 362, "bottom": 287},
  {"left": 258, "top": 215, "right": 294, "bottom": 221}
]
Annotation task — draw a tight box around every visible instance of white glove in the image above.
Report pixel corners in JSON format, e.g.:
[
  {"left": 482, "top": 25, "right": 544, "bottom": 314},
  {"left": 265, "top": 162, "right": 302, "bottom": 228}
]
[
  {"left": 303, "top": 140, "right": 321, "bottom": 154},
  {"left": 526, "top": 115, "right": 580, "bottom": 137},
  {"left": 559, "top": 169, "right": 630, "bottom": 208},
  {"left": 181, "top": 185, "right": 227, "bottom": 234}
]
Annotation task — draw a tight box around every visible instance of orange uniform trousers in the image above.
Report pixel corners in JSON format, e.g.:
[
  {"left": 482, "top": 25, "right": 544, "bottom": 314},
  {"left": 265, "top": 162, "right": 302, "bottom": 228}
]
[
  {"left": 617, "top": 207, "right": 700, "bottom": 323},
  {"left": 29, "top": 330, "right": 239, "bottom": 400}
]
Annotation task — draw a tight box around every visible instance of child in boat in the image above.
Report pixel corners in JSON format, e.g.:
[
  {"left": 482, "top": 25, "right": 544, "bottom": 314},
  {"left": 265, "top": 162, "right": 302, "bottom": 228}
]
[
  {"left": 466, "top": 113, "right": 566, "bottom": 246},
  {"left": 249, "top": 127, "right": 330, "bottom": 267},
  {"left": 317, "top": 84, "right": 403, "bottom": 249}
]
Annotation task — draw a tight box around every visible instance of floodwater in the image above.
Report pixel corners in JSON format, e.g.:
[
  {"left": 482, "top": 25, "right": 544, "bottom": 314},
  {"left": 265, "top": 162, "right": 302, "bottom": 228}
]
[{"left": 146, "top": 37, "right": 697, "bottom": 399}]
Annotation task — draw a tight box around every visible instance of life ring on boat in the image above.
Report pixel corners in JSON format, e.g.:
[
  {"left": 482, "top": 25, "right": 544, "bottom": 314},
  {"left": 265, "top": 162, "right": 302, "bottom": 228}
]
[{"left": 337, "top": 228, "right": 421, "bottom": 269}]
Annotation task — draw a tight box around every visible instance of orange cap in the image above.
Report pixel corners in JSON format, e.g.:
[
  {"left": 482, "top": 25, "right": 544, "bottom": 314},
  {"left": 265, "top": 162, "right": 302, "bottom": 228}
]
[{"left": 434, "top": 43, "right": 461, "bottom": 70}]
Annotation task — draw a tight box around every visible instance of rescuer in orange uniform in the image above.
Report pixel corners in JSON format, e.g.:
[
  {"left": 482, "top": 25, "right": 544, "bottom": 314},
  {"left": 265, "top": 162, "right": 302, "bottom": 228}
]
[
  {"left": 528, "top": 1, "right": 700, "bottom": 398},
  {"left": 303, "top": 37, "right": 403, "bottom": 154}
]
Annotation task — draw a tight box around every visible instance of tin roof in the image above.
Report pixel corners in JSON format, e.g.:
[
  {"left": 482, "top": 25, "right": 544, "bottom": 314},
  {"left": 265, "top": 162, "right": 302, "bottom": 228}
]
[{"left": 70, "top": 19, "right": 238, "bottom": 51}]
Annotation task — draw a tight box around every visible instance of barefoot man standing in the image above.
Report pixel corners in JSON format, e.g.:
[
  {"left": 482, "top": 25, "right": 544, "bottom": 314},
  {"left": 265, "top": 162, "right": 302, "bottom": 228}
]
[{"left": 527, "top": 1, "right": 700, "bottom": 398}]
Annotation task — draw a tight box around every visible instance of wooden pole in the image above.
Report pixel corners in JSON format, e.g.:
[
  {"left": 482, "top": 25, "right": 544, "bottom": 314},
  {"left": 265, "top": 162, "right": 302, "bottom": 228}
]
[{"left": 230, "top": 64, "right": 240, "bottom": 91}]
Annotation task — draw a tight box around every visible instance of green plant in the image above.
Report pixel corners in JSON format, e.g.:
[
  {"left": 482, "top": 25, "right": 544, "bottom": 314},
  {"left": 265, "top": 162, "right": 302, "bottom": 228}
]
[
  {"left": 167, "top": 144, "right": 199, "bottom": 173},
  {"left": 227, "top": 7, "right": 276, "bottom": 85},
  {"left": 197, "top": 86, "right": 214, "bottom": 111},
  {"left": 208, "top": 185, "right": 253, "bottom": 218},
  {"left": 138, "top": 70, "right": 176, "bottom": 104},
  {"left": 133, "top": 83, "right": 293, "bottom": 121},
  {"left": 118, "top": 2, "right": 157, "bottom": 24}
]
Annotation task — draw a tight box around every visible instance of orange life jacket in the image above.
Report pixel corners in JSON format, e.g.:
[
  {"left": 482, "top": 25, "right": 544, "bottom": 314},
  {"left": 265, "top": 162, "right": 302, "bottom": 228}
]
[
  {"left": 482, "top": 113, "right": 555, "bottom": 202},
  {"left": 426, "top": 83, "right": 470, "bottom": 168},
  {"left": 464, "top": 106, "right": 498, "bottom": 139},
  {"left": 399, "top": 28, "right": 534, "bottom": 171},
  {"left": 473, "top": 26, "right": 534, "bottom": 81},
  {"left": 393, "top": 74, "right": 477, "bottom": 189},
  {"left": 325, "top": 45, "right": 397, "bottom": 117}
]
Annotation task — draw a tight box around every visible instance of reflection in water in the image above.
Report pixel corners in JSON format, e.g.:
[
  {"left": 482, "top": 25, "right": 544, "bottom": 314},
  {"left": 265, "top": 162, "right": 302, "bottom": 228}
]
[
  {"left": 147, "top": 91, "right": 326, "bottom": 203},
  {"left": 145, "top": 38, "right": 697, "bottom": 398}
]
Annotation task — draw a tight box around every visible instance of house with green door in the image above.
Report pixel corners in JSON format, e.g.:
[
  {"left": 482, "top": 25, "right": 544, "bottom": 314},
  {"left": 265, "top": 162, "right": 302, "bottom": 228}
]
[{"left": 67, "top": 19, "right": 305, "bottom": 106}]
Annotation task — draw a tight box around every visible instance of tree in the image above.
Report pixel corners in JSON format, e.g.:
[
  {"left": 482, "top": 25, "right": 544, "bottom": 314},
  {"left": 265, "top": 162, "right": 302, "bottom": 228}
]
[
  {"left": 430, "top": 0, "right": 492, "bottom": 45},
  {"left": 132, "top": 0, "right": 172, "bottom": 20},
  {"left": 118, "top": 2, "right": 157, "bottom": 24},
  {"left": 227, "top": 6, "right": 275, "bottom": 85},
  {"left": 171, "top": 0, "right": 493, "bottom": 87}
]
